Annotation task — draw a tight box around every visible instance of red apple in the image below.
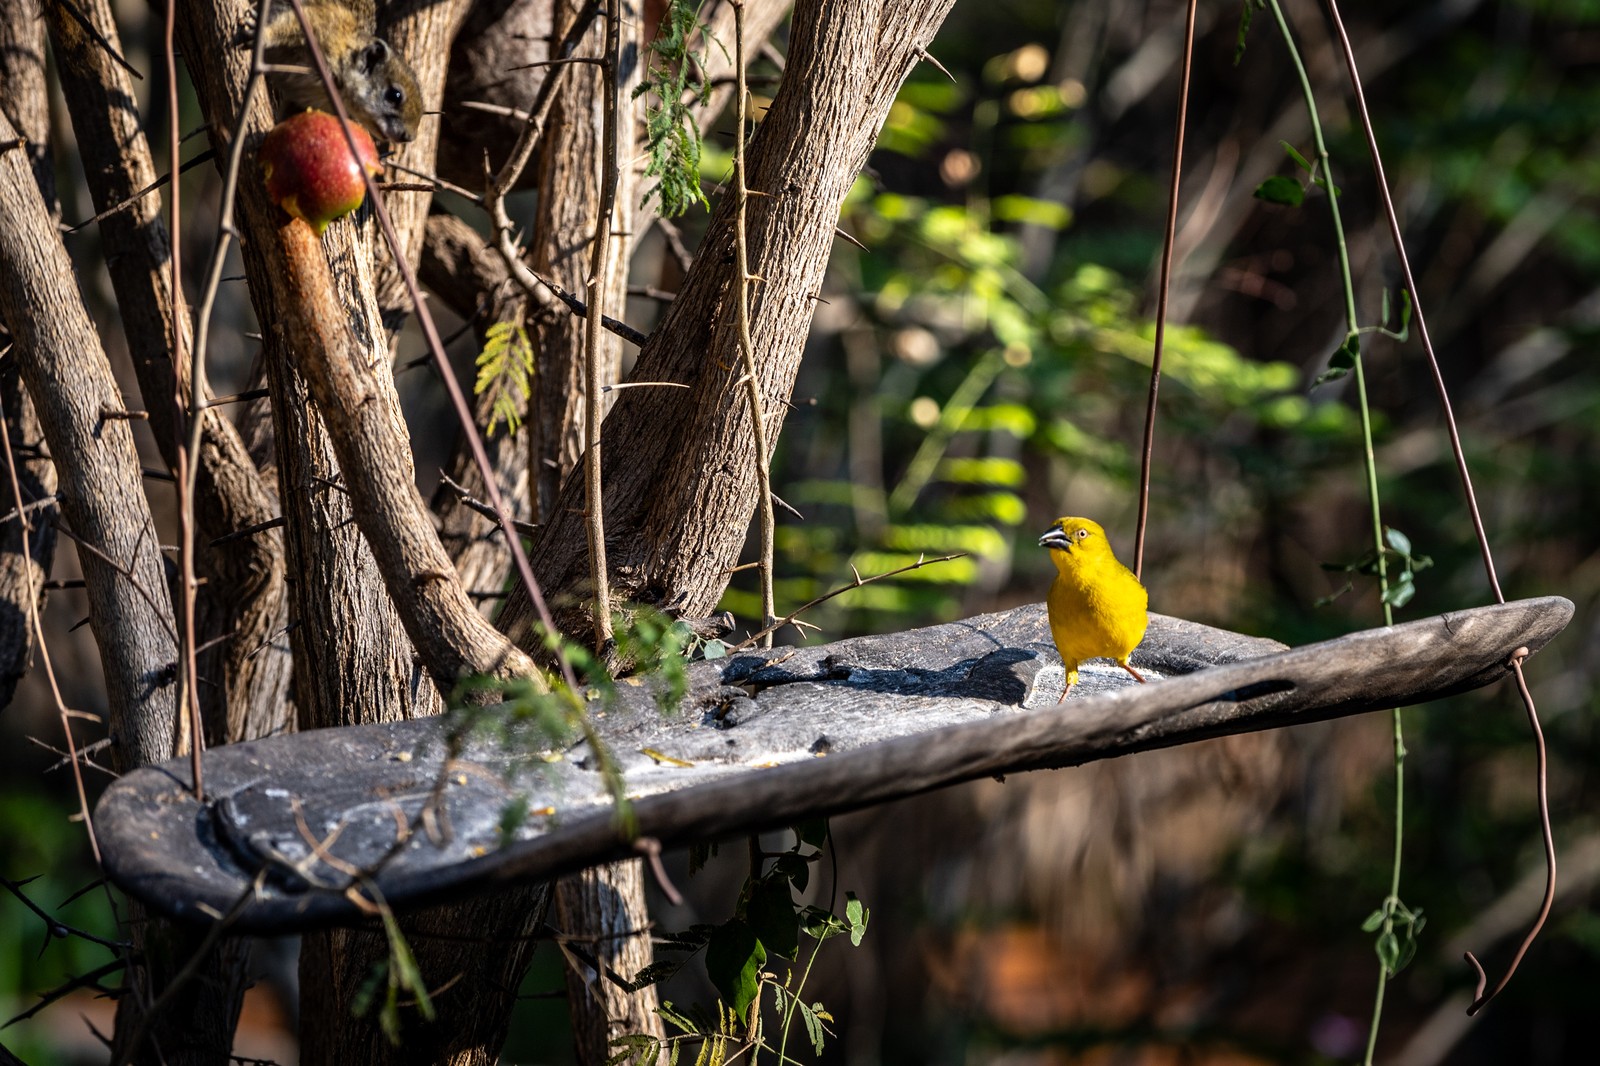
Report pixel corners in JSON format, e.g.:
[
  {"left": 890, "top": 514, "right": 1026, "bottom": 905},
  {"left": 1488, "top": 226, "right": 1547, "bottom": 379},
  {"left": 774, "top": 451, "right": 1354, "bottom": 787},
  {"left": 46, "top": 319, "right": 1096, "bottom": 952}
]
[{"left": 259, "top": 110, "right": 381, "bottom": 235}]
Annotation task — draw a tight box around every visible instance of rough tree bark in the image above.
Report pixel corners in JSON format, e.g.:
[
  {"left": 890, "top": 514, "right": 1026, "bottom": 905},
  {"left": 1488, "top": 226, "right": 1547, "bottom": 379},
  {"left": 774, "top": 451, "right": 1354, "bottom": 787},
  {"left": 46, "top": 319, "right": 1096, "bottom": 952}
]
[
  {"left": 168, "top": 2, "right": 588, "bottom": 1060},
  {"left": 0, "top": 111, "right": 206, "bottom": 1063},
  {"left": 0, "top": 0, "right": 58, "bottom": 711},
  {"left": 499, "top": 0, "right": 959, "bottom": 645},
  {"left": 0, "top": 116, "right": 176, "bottom": 778},
  {"left": 527, "top": 0, "right": 641, "bottom": 522},
  {"left": 373, "top": 0, "right": 473, "bottom": 326},
  {"left": 47, "top": 0, "right": 291, "bottom": 747},
  {"left": 421, "top": 212, "right": 537, "bottom": 604}
]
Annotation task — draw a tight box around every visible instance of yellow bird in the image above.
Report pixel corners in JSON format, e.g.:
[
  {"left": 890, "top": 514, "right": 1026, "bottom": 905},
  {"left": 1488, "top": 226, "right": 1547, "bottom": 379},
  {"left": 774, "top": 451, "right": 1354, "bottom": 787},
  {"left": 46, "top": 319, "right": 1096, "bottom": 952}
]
[{"left": 1039, "top": 517, "right": 1148, "bottom": 701}]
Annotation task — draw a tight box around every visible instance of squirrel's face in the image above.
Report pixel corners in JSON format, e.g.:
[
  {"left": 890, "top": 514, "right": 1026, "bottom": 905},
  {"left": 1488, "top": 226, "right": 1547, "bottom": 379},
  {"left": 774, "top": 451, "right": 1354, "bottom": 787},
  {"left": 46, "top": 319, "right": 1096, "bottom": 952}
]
[{"left": 359, "top": 39, "right": 422, "bottom": 143}]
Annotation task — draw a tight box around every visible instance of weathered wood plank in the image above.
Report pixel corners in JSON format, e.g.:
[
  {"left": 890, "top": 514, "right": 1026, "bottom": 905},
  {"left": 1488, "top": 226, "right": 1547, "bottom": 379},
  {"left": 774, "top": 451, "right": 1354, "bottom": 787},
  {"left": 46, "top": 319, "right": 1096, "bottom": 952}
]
[{"left": 93, "top": 597, "right": 1571, "bottom": 932}]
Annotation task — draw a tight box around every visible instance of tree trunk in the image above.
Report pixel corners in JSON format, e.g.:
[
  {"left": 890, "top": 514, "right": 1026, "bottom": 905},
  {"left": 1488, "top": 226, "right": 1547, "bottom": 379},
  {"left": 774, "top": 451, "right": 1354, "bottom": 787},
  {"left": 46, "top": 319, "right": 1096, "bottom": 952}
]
[
  {"left": 0, "top": 110, "right": 202, "bottom": 1064},
  {"left": 499, "top": 0, "right": 959, "bottom": 646},
  {"left": 0, "top": 0, "right": 57, "bottom": 711},
  {"left": 47, "top": 0, "right": 291, "bottom": 748}
]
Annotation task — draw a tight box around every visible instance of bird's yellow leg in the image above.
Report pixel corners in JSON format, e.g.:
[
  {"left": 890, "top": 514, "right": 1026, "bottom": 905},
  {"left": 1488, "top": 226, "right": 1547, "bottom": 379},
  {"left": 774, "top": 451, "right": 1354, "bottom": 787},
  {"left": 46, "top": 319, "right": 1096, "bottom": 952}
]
[
  {"left": 1057, "top": 666, "right": 1080, "bottom": 703},
  {"left": 1118, "top": 660, "right": 1146, "bottom": 684}
]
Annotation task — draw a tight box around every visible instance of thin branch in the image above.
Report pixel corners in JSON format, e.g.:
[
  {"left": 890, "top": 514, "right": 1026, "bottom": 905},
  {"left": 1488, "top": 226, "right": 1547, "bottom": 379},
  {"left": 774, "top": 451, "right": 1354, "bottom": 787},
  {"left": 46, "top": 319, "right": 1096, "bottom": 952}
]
[
  {"left": 64, "top": 148, "right": 215, "bottom": 234},
  {"left": 729, "top": 553, "right": 965, "bottom": 652},
  {"left": 526, "top": 267, "right": 651, "bottom": 346},
  {"left": 209, "top": 516, "right": 285, "bottom": 548},
  {"left": 54, "top": 0, "right": 141, "bottom": 79},
  {"left": 0, "top": 492, "right": 62, "bottom": 526},
  {"left": 1321, "top": 1, "right": 1501, "bottom": 600},
  {"left": 1465, "top": 649, "right": 1554, "bottom": 1015},
  {"left": 581, "top": 0, "right": 622, "bottom": 651},
  {"left": 656, "top": 216, "right": 694, "bottom": 274},
  {"left": 3, "top": 957, "right": 128, "bottom": 1028},
  {"left": 1132, "top": 0, "right": 1198, "bottom": 580},
  {"left": 732, "top": 0, "right": 775, "bottom": 646},
  {"left": 436, "top": 473, "right": 538, "bottom": 538},
  {"left": 1321, "top": 0, "right": 1546, "bottom": 1016},
  {"left": 52, "top": 520, "right": 179, "bottom": 646},
  {"left": 0, "top": 392, "right": 97, "bottom": 864},
  {"left": 484, "top": 1, "right": 603, "bottom": 325},
  {"left": 0, "top": 874, "right": 127, "bottom": 952},
  {"left": 282, "top": 0, "right": 572, "bottom": 691}
]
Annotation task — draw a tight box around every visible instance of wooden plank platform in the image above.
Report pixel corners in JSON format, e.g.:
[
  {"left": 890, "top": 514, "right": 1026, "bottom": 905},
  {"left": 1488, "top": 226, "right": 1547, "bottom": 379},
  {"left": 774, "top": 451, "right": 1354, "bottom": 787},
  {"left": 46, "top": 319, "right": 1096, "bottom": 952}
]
[{"left": 93, "top": 596, "right": 1572, "bottom": 932}]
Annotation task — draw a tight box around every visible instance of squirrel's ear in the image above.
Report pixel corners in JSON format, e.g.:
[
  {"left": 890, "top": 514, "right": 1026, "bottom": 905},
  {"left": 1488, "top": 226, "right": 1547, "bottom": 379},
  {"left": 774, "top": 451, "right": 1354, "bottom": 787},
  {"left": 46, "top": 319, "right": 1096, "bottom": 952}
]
[{"left": 361, "top": 38, "right": 392, "bottom": 73}]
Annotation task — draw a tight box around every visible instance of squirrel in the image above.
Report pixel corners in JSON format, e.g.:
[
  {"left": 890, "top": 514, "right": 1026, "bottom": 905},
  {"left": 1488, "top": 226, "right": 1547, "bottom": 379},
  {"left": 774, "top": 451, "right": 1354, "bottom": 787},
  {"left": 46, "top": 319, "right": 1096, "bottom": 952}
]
[{"left": 243, "top": 0, "right": 423, "bottom": 144}]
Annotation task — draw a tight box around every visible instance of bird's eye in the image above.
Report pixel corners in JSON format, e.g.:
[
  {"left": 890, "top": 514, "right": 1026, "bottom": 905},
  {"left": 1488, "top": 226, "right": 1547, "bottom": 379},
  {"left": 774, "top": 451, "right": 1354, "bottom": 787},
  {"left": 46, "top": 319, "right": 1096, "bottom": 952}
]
[{"left": 1075, "top": 528, "right": 1089, "bottom": 540}]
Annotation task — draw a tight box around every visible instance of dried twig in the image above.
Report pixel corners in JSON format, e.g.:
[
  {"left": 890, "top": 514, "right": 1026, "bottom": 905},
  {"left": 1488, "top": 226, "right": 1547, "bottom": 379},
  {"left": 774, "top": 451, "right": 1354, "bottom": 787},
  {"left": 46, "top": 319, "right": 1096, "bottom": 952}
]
[
  {"left": 437, "top": 473, "right": 538, "bottom": 538},
  {"left": 731, "top": 0, "right": 776, "bottom": 646},
  {"left": 0, "top": 392, "right": 98, "bottom": 864},
  {"left": 1132, "top": 0, "right": 1198, "bottom": 581},
  {"left": 729, "top": 553, "right": 965, "bottom": 651},
  {"left": 525, "top": 267, "right": 650, "bottom": 346},
  {"left": 580, "top": 0, "right": 623, "bottom": 652}
]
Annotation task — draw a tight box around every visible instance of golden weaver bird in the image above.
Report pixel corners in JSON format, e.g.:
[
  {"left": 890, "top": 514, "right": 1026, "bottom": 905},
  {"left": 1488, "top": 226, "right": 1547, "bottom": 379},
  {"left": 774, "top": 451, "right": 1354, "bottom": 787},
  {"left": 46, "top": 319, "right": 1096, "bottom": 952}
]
[{"left": 1039, "top": 517, "right": 1148, "bottom": 701}]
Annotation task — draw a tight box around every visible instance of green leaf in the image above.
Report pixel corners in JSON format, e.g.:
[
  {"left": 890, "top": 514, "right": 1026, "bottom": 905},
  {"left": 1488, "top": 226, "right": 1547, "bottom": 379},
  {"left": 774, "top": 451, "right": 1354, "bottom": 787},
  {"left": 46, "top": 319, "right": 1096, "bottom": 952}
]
[
  {"left": 1384, "top": 527, "right": 1413, "bottom": 556},
  {"left": 799, "top": 905, "right": 846, "bottom": 941},
  {"left": 1394, "top": 934, "right": 1419, "bottom": 973},
  {"left": 771, "top": 851, "right": 810, "bottom": 893},
  {"left": 1253, "top": 175, "right": 1305, "bottom": 207},
  {"left": 1382, "top": 577, "right": 1416, "bottom": 609},
  {"left": 799, "top": 999, "right": 826, "bottom": 1055},
  {"left": 747, "top": 878, "right": 800, "bottom": 960},
  {"left": 1361, "top": 909, "right": 1386, "bottom": 933},
  {"left": 1376, "top": 930, "right": 1400, "bottom": 974},
  {"left": 656, "top": 1000, "right": 704, "bottom": 1036},
  {"left": 497, "top": 795, "right": 529, "bottom": 844},
  {"left": 795, "top": 818, "right": 830, "bottom": 849},
  {"left": 1234, "top": 0, "right": 1260, "bottom": 66},
  {"left": 992, "top": 194, "right": 1072, "bottom": 230},
  {"left": 701, "top": 639, "right": 727, "bottom": 660},
  {"left": 705, "top": 920, "right": 765, "bottom": 1017},
  {"left": 1280, "top": 140, "right": 1313, "bottom": 174},
  {"left": 845, "top": 893, "right": 870, "bottom": 946},
  {"left": 608, "top": 1034, "right": 662, "bottom": 1066},
  {"left": 1312, "top": 338, "right": 1359, "bottom": 387},
  {"left": 474, "top": 321, "right": 536, "bottom": 437},
  {"left": 1380, "top": 288, "right": 1413, "bottom": 341},
  {"left": 935, "top": 457, "right": 1025, "bottom": 488}
]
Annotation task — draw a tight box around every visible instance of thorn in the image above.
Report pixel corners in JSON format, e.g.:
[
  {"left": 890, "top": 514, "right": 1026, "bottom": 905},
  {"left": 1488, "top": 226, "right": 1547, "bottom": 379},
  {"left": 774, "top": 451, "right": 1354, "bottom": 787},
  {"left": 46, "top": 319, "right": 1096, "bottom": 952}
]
[
  {"left": 834, "top": 226, "right": 868, "bottom": 252},
  {"left": 770, "top": 492, "right": 802, "bottom": 520},
  {"left": 915, "top": 46, "right": 955, "bottom": 83}
]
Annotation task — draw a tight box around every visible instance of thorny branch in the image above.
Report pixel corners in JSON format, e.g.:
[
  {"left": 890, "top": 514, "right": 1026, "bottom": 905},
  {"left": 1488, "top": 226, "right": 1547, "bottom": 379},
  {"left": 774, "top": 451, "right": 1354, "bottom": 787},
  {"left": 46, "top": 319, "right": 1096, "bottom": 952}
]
[
  {"left": 732, "top": 0, "right": 777, "bottom": 646},
  {"left": 280, "top": 0, "right": 575, "bottom": 691},
  {"left": 162, "top": 0, "right": 205, "bottom": 797},
  {"left": 0, "top": 392, "right": 95, "bottom": 861},
  {"left": 730, "top": 553, "right": 965, "bottom": 652}
]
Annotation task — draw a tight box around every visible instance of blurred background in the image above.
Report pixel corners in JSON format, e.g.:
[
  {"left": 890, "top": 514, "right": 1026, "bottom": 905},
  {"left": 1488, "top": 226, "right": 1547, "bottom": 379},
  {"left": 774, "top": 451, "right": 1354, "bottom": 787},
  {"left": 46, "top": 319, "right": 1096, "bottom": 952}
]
[{"left": 4, "top": 0, "right": 1598, "bottom": 1062}]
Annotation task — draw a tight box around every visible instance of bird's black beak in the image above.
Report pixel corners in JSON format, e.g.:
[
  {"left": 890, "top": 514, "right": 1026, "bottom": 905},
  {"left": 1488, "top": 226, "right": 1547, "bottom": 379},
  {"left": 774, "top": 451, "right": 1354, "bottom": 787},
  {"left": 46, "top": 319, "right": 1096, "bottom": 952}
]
[{"left": 1039, "top": 527, "right": 1070, "bottom": 551}]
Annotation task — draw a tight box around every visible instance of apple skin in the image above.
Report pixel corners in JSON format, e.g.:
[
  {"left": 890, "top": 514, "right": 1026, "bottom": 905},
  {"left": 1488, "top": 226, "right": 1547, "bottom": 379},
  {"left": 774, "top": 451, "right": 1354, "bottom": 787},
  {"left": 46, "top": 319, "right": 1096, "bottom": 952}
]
[{"left": 260, "top": 110, "right": 381, "bottom": 235}]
